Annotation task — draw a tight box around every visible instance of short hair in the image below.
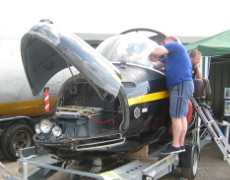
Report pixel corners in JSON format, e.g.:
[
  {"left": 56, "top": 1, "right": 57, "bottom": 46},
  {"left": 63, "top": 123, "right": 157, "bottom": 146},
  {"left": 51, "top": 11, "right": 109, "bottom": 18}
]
[
  {"left": 166, "top": 36, "right": 179, "bottom": 42},
  {"left": 161, "top": 36, "right": 180, "bottom": 44},
  {"left": 189, "top": 50, "right": 202, "bottom": 58}
]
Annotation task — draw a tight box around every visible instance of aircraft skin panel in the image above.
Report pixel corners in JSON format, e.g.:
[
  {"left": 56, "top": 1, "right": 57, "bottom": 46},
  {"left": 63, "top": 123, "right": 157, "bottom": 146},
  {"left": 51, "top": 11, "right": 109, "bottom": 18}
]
[
  {"left": 0, "top": 77, "right": 42, "bottom": 104},
  {"left": 0, "top": 98, "right": 57, "bottom": 118}
]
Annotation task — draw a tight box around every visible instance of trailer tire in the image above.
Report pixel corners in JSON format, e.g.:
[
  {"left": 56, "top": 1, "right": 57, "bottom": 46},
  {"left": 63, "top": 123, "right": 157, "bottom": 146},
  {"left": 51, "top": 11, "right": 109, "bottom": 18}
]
[
  {"left": 1, "top": 123, "right": 34, "bottom": 160},
  {"left": 180, "top": 145, "right": 199, "bottom": 180}
]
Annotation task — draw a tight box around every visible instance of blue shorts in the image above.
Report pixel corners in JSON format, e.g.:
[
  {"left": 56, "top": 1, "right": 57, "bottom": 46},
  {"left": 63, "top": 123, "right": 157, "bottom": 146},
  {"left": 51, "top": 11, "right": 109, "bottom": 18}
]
[{"left": 168, "top": 81, "right": 194, "bottom": 117}]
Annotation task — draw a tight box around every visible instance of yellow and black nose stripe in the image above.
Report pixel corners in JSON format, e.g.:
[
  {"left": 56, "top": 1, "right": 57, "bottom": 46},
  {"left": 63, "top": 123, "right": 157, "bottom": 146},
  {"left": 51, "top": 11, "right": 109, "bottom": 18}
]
[{"left": 128, "top": 91, "right": 169, "bottom": 106}]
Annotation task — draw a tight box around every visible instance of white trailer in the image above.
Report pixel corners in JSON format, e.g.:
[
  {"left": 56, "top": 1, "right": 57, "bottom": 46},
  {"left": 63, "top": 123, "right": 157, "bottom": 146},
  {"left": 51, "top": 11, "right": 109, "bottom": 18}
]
[{"left": 3, "top": 97, "right": 228, "bottom": 180}]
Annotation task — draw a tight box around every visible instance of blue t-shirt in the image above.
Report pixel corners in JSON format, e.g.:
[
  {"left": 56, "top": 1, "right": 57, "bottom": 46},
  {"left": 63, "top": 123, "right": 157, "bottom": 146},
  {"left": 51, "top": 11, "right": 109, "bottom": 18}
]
[{"left": 160, "top": 42, "right": 192, "bottom": 88}]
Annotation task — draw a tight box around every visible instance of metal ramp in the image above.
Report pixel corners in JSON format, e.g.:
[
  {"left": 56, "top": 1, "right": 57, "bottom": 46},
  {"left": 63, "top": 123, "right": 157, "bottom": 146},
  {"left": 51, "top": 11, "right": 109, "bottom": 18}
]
[
  {"left": 1, "top": 146, "right": 179, "bottom": 180},
  {"left": 190, "top": 97, "right": 230, "bottom": 164},
  {"left": 100, "top": 149, "right": 179, "bottom": 180}
]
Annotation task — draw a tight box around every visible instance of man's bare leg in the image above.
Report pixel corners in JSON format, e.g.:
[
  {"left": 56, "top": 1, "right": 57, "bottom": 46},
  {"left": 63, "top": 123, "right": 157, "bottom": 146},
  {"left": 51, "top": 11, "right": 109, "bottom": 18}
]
[
  {"left": 171, "top": 117, "right": 182, "bottom": 147},
  {"left": 179, "top": 116, "right": 187, "bottom": 146}
]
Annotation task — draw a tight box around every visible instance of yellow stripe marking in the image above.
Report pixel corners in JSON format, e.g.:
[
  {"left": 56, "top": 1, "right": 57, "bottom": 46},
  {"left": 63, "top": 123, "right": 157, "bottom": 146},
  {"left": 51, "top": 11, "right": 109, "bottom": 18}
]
[
  {"left": 0, "top": 98, "right": 57, "bottom": 118},
  {"left": 100, "top": 171, "right": 125, "bottom": 180},
  {"left": 114, "top": 73, "right": 122, "bottom": 82},
  {"left": 128, "top": 91, "right": 169, "bottom": 106}
]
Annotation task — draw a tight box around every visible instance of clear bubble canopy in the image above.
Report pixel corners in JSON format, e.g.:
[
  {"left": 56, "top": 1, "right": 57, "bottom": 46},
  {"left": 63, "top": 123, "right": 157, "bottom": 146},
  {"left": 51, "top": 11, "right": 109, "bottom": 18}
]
[{"left": 97, "top": 33, "right": 159, "bottom": 67}]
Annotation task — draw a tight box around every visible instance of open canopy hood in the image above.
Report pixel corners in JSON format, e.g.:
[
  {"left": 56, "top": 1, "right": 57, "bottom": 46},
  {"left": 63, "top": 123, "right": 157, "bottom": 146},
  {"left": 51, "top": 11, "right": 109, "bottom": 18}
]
[{"left": 21, "top": 22, "right": 121, "bottom": 102}]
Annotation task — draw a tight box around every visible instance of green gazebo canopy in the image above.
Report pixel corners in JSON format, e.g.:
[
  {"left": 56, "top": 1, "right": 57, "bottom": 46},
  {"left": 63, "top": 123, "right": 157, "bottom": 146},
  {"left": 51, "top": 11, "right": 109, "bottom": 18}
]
[
  {"left": 185, "top": 29, "right": 230, "bottom": 56},
  {"left": 185, "top": 29, "right": 230, "bottom": 118}
]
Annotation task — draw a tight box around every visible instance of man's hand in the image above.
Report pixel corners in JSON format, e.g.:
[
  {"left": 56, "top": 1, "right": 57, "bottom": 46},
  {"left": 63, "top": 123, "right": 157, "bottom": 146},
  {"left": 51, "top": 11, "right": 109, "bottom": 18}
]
[
  {"left": 196, "top": 65, "right": 202, "bottom": 79},
  {"left": 153, "top": 61, "right": 165, "bottom": 69}
]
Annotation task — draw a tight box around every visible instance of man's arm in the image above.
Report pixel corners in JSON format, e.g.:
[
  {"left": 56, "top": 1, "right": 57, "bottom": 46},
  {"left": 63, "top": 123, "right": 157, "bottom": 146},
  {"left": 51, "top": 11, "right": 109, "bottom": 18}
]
[
  {"left": 196, "top": 65, "right": 203, "bottom": 79},
  {"left": 151, "top": 46, "right": 168, "bottom": 68},
  {"left": 151, "top": 46, "right": 169, "bottom": 56}
]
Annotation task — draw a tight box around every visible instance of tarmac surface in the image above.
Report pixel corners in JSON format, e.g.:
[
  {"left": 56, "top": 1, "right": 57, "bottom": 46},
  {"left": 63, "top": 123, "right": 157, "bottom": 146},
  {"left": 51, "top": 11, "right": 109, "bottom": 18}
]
[
  {"left": 0, "top": 140, "right": 230, "bottom": 180},
  {"left": 161, "top": 140, "right": 230, "bottom": 180}
]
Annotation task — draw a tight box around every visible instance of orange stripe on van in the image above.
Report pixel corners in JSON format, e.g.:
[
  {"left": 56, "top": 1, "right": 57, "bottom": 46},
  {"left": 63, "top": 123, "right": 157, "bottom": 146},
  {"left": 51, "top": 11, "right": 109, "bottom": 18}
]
[{"left": 0, "top": 98, "right": 57, "bottom": 118}]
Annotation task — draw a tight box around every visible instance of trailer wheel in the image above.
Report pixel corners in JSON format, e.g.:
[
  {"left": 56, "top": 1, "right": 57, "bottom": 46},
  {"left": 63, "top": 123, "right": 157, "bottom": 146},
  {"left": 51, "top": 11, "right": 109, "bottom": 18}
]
[
  {"left": 1, "top": 123, "right": 34, "bottom": 160},
  {"left": 180, "top": 145, "right": 199, "bottom": 180}
]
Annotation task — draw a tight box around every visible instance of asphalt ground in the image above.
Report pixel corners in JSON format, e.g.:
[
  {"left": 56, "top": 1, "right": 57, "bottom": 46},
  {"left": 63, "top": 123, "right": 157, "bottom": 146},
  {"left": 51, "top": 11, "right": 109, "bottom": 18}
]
[
  {"left": 161, "top": 140, "right": 230, "bottom": 180},
  {"left": 0, "top": 140, "right": 230, "bottom": 180}
]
